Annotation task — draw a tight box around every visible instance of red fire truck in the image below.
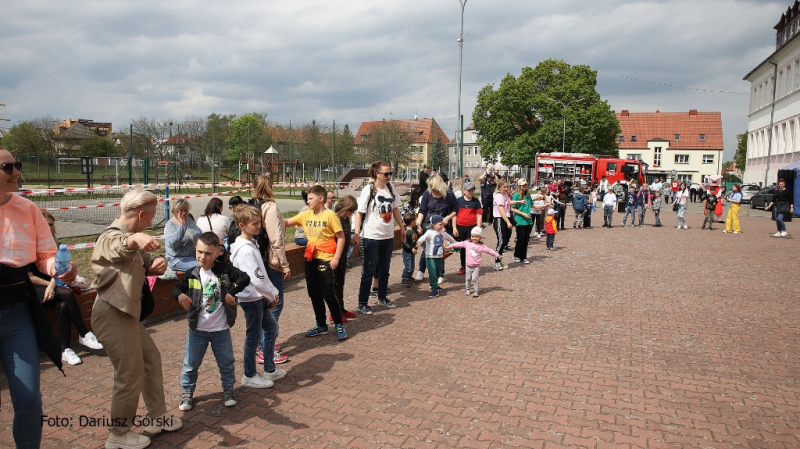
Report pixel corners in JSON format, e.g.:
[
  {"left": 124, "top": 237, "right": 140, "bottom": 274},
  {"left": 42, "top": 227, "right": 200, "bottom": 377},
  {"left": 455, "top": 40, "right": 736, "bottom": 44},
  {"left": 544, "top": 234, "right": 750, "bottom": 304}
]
[{"left": 533, "top": 152, "right": 645, "bottom": 188}]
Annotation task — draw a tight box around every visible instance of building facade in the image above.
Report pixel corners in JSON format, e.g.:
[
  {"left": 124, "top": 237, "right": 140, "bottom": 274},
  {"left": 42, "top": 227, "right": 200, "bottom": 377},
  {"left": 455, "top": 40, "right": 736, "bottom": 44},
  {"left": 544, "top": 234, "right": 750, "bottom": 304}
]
[
  {"left": 617, "top": 109, "right": 724, "bottom": 184},
  {"left": 354, "top": 118, "right": 449, "bottom": 180},
  {"left": 743, "top": 0, "right": 800, "bottom": 186}
]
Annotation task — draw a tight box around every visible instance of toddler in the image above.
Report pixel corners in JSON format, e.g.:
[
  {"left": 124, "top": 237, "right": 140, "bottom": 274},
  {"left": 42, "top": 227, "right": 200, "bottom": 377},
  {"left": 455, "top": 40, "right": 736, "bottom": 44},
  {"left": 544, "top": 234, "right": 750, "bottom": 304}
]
[
  {"left": 401, "top": 213, "right": 418, "bottom": 287},
  {"left": 544, "top": 208, "right": 558, "bottom": 250},
  {"left": 416, "top": 214, "right": 455, "bottom": 298},
  {"left": 652, "top": 191, "right": 663, "bottom": 227},
  {"left": 447, "top": 228, "right": 500, "bottom": 297}
]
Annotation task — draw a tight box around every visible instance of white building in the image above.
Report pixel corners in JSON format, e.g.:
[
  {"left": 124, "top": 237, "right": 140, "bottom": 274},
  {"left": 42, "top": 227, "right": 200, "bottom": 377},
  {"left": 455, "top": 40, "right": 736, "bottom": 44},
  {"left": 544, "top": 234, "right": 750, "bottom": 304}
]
[
  {"left": 743, "top": 0, "right": 800, "bottom": 186},
  {"left": 447, "top": 124, "right": 513, "bottom": 180}
]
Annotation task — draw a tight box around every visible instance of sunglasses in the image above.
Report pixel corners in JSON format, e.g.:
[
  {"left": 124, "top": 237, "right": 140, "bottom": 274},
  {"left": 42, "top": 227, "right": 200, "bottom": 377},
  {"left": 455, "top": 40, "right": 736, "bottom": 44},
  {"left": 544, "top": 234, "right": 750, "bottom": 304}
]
[
  {"left": 1, "top": 162, "right": 22, "bottom": 175},
  {"left": 378, "top": 171, "right": 393, "bottom": 176}
]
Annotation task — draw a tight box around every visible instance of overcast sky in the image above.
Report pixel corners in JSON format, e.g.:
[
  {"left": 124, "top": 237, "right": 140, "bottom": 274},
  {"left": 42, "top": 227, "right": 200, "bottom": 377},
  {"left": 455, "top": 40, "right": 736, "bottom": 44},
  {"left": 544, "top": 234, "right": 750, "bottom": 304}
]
[{"left": 0, "top": 0, "right": 790, "bottom": 161}]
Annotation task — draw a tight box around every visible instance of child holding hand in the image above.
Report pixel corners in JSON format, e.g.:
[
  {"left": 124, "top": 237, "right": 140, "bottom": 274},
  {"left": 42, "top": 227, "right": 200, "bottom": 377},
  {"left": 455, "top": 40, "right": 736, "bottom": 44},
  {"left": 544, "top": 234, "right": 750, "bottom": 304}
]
[
  {"left": 446, "top": 227, "right": 500, "bottom": 297},
  {"left": 416, "top": 214, "right": 456, "bottom": 298}
]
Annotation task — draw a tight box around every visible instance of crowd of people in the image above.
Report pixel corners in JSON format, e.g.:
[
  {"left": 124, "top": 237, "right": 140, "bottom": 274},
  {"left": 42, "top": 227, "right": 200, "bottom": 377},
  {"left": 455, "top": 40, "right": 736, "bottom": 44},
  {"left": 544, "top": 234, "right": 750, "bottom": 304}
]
[{"left": 0, "top": 144, "right": 796, "bottom": 449}]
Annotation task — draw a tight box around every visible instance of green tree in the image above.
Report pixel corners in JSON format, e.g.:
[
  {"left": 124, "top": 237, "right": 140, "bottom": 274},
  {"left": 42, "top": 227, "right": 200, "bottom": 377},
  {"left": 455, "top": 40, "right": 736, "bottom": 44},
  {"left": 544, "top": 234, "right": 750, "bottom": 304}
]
[
  {"left": 362, "top": 121, "right": 414, "bottom": 173},
  {"left": 735, "top": 132, "right": 747, "bottom": 170},
  {"left": 0, "top": 121, "right": 53, "bottom": 157},
  {"left": 472, "top": 59, "right": 620, "bottom": 166},
  {"left": 225, "top": 112, "right": 271, "bottom": 162},
  {"left": 202, "top": 113, "right": 235, "bottom": 165},
  {"left": 431, "top": 136, "right": 447, "bottom": 171},
  {"left": 79, "top": 135, "right": 118, "bottom": 157}
]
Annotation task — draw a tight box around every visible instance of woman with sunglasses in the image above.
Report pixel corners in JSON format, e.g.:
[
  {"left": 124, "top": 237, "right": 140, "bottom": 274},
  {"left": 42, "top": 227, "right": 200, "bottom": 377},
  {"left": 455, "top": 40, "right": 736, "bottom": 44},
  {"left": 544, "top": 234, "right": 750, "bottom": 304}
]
[{"left": 0, "top": 148, "right": 72, "bottom": 448}]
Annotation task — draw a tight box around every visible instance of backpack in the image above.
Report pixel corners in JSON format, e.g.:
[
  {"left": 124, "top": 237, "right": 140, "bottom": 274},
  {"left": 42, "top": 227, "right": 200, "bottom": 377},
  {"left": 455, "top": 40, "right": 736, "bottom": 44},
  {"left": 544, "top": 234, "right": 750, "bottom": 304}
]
[
  {"left": 363, "top": 181, "right": 397, "bottom": 225},
  {"left": 247, "top": 198, "right": 272, "bottom": 265}
]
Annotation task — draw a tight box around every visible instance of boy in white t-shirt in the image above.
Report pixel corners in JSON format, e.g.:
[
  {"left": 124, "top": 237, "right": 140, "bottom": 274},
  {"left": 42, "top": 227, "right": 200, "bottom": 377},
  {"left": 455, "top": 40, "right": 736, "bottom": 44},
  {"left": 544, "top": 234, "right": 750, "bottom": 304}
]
[
  {"left": 172, "top": 232, "right": 250, "bottom": 411},
  {"left": 416, "top": 214, "right": 456, "bottom": 298}
]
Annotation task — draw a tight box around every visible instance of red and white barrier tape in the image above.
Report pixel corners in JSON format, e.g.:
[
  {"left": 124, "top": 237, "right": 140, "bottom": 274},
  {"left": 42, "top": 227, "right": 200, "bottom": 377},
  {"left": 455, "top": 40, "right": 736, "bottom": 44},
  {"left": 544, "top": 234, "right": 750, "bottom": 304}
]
[
  {"left": 22, "top": 181, "right": 245, "bottom": 196},
  {"left": 39, "top": 188, "right": 252, "bottom": 212}
]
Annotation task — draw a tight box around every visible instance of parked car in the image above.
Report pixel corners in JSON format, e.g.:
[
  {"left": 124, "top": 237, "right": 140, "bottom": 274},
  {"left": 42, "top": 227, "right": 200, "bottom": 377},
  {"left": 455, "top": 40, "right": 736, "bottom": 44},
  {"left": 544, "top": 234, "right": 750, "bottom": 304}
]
[
  {"left": 740, "top": 184, "right": 761, "bottom": 204},
  {"left": 749, "top": 186, "right": 776, "bottom": 209}
]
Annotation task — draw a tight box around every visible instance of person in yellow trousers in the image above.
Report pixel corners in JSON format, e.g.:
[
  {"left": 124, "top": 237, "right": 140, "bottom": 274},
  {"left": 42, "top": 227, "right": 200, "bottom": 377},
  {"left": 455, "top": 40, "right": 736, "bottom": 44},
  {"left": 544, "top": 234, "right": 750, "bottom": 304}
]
[{"left": 723, "top": 184, "right": 743, "bottom": 234}]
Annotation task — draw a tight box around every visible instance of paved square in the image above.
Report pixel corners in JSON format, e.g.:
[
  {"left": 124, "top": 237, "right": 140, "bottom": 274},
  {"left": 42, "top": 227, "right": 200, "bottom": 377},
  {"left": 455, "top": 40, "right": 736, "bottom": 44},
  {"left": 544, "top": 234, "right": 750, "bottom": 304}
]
[{"left": 2, "top": 206, "right": 798, "bottom": 448}]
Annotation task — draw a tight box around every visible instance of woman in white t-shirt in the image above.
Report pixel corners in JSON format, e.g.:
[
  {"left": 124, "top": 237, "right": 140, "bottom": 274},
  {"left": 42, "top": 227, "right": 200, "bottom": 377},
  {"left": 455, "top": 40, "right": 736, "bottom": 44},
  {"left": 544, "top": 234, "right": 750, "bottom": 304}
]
[
  {"left": 675, "top": 182, "right": 690, "bottom": 229},
  {"left": 198, "top": 198, "right": 231, "bottom": 246},
  {"left": 352, "top": 161, "right": 403, "bottom": 315}
]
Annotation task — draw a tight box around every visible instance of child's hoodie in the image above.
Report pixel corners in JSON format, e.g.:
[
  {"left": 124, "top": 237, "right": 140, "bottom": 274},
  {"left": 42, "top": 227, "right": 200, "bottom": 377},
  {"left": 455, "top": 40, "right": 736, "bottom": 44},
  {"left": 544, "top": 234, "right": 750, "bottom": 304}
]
[
  {"left": 544, "top": 215, "right": 558, "bottom": 235},
  {"left": 448, "top": 241, "right": 500, "bottom": 268},
  {"left": 229, "top": 236, "right": 279, "bottom": 303}
]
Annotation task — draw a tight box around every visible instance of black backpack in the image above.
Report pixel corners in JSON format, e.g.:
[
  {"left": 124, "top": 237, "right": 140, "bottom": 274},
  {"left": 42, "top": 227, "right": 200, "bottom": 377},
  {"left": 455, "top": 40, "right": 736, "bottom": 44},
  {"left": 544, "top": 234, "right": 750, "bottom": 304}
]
[{"left": 247, "top": 199, "right": 272, "bottom": 265}]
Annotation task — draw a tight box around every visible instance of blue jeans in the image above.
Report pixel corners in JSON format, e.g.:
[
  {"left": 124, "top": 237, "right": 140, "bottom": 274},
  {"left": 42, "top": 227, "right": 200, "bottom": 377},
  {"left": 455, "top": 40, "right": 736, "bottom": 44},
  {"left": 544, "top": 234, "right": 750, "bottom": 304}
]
[
  {"left": 358, "top": 238, "right": 394, "bottom": 305},
  {"left": 169, "top": 257, "right": 198, "bottom": 272},
  {"left": 775, "top": 212, "right": 787, "bottom": 232},
  {"left": 240, "top": 300, "right": 278, "bottom": 376},
  {"left": 622, "top": 206, "right": 637, "bottom": 226},
  {"left": 180, "top": 327, "right": 235, "bottom": 393},
  {"left": 0, "top": 302, "right": 43, "bottom": 449},
  {"left": 402, "top": 251, "right": 415, "bottom": 279},
  {"left": 267, "top": 267, "right": 285, "bottom": 328}
]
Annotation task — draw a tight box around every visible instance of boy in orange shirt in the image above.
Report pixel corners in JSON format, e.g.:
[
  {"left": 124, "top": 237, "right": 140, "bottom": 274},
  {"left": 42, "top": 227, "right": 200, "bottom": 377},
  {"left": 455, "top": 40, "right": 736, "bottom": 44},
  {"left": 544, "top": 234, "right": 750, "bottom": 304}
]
[{"left": 284, "top": 185, "right": 347, "bottom": 340}]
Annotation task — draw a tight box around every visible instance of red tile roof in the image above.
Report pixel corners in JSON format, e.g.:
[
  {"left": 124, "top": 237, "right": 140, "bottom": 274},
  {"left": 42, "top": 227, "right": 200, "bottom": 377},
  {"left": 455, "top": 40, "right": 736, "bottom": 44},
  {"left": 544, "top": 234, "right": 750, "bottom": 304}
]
[
  {"left": 616, "top": 110, "right": 723, "bottom": 150},
  {"left": 354, "top": 118, "right": 450, "bottom": 145}
]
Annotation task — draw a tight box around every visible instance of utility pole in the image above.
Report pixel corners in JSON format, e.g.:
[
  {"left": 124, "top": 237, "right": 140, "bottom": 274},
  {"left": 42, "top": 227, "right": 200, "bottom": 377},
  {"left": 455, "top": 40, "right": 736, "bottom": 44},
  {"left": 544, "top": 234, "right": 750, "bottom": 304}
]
[{"left": 457, "top": 0, "right": 467, "bottom": 177}]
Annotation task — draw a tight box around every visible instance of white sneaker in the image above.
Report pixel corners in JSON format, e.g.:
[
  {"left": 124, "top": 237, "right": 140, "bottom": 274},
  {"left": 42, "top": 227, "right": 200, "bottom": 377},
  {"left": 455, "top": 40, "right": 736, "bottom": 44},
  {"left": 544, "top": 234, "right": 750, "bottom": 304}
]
[
  {"left": 78, "top": 331, "right": 104, "bottom": 350},
  {"left": 733, "top": 231, "right": 739, "bottom": 234},
  {"left": 62, "top": 348, "right": 82, "bottom": 366},
  {"left": 105, "top": 429, "right": 151, "bottom": 449},
  {"left": 261, "top": 368, "right": 287, "bottom": 382},
  {"left": 513, "top": 257, "right": 521, "bottom": 263},
  {"left": 774, "top": 232, "right": 782, "bottom": 237},
  {"left": 676, "top": 226, "right": 681, "bottom": 229},
  {"left": 522, "top": 259, "right": 530, "bottom": 264},
  {"left": 143, "top": 414, "right": 183, "bottom": 435},
  {"left": 413, "top": 271, "right": 424, "bottom": 282},
  {"left": 472, "top": 292, "right": 479, "bottom": 298},
  {"left": 535, "top": 233, "right": 541, "bottom": 239},
  {"left": 683, "top": 226, "right": 688, "bottom": 230},
  {"left": 781, "top": 231, "right": 788, "bottom": 237},
  {"left": 241, "top": 373, "right": 274, "bottom": 389},
  {"left": 465, "top": 290, "right": 471, "bottom": 296},
  {"left": 437, "top": 277, "right": 444, "bottom": 285},
  {"left": 722, "top": 230, "right": 728, "bottom": 233}
]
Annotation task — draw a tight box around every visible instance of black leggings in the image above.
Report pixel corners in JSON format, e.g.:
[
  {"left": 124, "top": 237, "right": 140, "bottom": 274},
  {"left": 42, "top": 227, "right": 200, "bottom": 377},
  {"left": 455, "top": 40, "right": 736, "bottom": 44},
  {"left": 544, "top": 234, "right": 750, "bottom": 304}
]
[
  {"left": 493, "top": 219, "right": 512, "bottom": 263},
  {"left": 34, "top": 285, "right": 89, "bottom": 352}
]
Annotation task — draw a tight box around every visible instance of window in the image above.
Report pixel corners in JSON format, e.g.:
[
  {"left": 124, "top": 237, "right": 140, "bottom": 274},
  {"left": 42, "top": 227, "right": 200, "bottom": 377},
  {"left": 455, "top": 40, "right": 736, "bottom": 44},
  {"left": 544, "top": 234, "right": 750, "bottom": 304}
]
[
  {"left": 674, "top": 154, "right": 689, "bottom": 164},
  {"left": 631, "top": 135, "right": 637, "bottom": 142},
  {"left": 618, "top": 135, "right": 624, "bottom": 142},
  {"left": 360, "top": 134, "right": 370, "bottom": 141},
  {"left": 654, "top": 147, "right": 662, "bottom": 167},
  {"left": 677, "top": 174, "right": 692, "bottom": 183},
  {"left": 699, "top": 134, "right": 706, "bottom": 141},
  {"left": 674, "top": 134, "right": 680, "bottom": 141},
  {"left": 702, "top": 154, "right": 714, "bottom": 164},
  {"left": 627, "top": 154, "right": 642, "bottom": 161},
  {"left": 453, "top": 148, "right": 457, "bottom": 156}
]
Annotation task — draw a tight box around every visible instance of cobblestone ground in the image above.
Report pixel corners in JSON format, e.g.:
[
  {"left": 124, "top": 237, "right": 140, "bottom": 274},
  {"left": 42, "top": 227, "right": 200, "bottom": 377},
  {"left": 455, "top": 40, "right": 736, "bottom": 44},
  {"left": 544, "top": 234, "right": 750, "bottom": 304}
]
[{"left": 2, "top": 206, "right": 798, "bottom": 448}]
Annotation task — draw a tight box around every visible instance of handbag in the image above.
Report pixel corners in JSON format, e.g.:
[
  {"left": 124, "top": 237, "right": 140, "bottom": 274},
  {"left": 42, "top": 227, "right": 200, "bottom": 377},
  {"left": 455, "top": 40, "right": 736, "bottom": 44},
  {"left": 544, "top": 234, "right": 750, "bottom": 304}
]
[{"left": 672, "top": 202, "right": 679, "bottom": 212}]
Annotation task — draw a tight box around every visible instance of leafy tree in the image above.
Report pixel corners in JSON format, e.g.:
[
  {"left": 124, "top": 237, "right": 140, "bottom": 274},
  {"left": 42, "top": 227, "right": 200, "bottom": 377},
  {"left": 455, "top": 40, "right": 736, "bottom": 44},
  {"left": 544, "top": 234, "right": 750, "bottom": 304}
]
[
  {"left": 79, "top": 135, "right": 118, "bottom": 157},
  {"left": 431, "top": 136, "right": 447, "bottom": 171},
  {"left": 130, "top": 116, "right": 176, "bottom": 160},
  {"left": 202, "top": 113, "right": 235, "bottom": 165},
  {"left": 1, "top": 121, "right": 53, "bottom": 157},
  {"left": 361, "top": 121, "right": 414, "bottom": 173},
  {"left": 735, "top": 132, "right": 747, "bottom": 170},
  {"left": 225, "top": 112, "right": 271, "bottom": 162},
  {"left": 337, "top": 124, "right": 356, "bottom": 166},
  {"left": 472, "top": 59, "right": 620, "bottom": 166},
  {"left": 178, "top": 115, "right": 206, "bottom": 167}
]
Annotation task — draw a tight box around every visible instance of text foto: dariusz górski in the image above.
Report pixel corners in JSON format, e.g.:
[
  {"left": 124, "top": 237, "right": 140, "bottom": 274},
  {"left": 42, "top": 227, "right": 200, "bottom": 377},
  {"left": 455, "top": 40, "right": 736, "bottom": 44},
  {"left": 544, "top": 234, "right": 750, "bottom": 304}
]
[{"left": 41, "top": 415, "right": 176, "bottom": 428}]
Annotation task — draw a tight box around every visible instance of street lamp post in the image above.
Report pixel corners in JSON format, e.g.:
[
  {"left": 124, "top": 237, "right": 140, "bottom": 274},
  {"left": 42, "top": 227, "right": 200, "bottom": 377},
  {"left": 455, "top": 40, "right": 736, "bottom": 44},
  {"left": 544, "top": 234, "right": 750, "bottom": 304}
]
[
  {"left": 548, "top": 97, "right": 584, "bottom": 153},
  {"left": 457, "top": 0, "right": 467, "bottom": 178}
]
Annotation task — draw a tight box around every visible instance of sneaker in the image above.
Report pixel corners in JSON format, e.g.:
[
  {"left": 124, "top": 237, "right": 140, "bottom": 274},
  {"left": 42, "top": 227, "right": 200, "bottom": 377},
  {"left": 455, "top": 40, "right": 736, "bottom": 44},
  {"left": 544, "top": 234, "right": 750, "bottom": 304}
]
[
  {"left": 274, "top": 345, "right": 281, "bottom": 352},
  {"left": 378, "top": 297, "right": 397, "bottom": 308},
  {"left": 535, "top": 233, "right": 542, "bottom": 239},
  {"left": 273, "top": 352, "right": 289, "bottom": 364},
  {"left": 62, "top": 348, "right": 82, "bottom": 366},
  {"left": 105, "top": 430, "right": 151, "bottom": 449},
  {"left": 465, "top": 289, "right": 471, "bottom": 296},
  {"left": 329, "top": 314, "right": 347, "bottom": 323},
  {"left": 414, "top": 271, "right": 424, "bottom": 281},
  {"left": 437, "top": 277, "right": 444, "bottom": 285},
  {"left": 733, "top": 231, "right": 739, "bottom": 234},
  {"left": 630, "top": 224, "right": 635, "bottom": 228},
  {"left": 457, "top": 267, "right": 466, "bottom": 275},
  {"left": 722, "top": 230, "right": 728, "bottom": 233},
  {"left": 342, "top": 310, "right": 357, "bottom": 319},
  {"left": 262, "top": 368, "right": 288, "bottom": 382},
  {"left": 773, "top": 232, "right": 782, "bottom": 237},
  {"left": 256, "top": 349, "right": 264, "bottom": 365},
  {"left": 428, "top": 289, "right": 439, "bottom": 298},
  {"left": 357, "top": 304, "right": 373, "bottom": 315},
  {"left": 143, "top": 414, "right": 183, "bottom": 434},
  {"left": 683, "top": 226, "right": 688, "bottom": 230},
  {"left": 522, "top": 259, "right": 530, "bottom": 264},
  {"left": 472, "top": 292, "right": 479, "bottom": 298},
  {"left": 781, "top": 231, "right": 788, "bottom": 237},
  {"left": 494, "top": 262, "right": 503, "bottom": 271},
  {"left": 241, "top": 373, "right": 274, "bottom": 389},
  {"left": 178, "top": 392, "right": 193, "bottom": 411},
  {"left": 335, "top": 323, "right": 348, "bottom": 340},
  {"left": 305, "top": 325, "right": 329, "bottom": 337},
  {"left": 78, "top": 331, "right": 103, "bottom": 350},
  {"left": 223, "top": 388, "right": 238, "bottom": 407},
  {"left": 513, "top": 257, "right": 521, "bottom": 263},
  {"left": 677, "top": 226, "right": 681, "bottom": 229}
]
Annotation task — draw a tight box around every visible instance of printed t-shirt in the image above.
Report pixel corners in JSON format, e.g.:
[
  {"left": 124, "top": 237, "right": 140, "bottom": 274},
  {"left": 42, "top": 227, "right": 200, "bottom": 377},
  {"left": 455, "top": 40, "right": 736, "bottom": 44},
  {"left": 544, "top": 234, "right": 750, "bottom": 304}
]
[
  {"left": 357, "top": 183, "right": 401, "bottom": 240},
  {"left": 290, "top": 209, "right": 342, "bottom": 261},
  {"left": 197, "top": 268, "right": 228, "bottom": 332}
]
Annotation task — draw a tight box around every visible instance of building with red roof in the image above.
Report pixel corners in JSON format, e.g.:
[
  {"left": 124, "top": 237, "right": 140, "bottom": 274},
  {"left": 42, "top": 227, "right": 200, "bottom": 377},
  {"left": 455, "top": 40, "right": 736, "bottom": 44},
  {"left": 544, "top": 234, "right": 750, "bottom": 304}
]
[
  {"left": 616, "top": 109, "right": 724, "bottom": 184},
  {"left": 354, "top": 118, "right": 449, "bottom": 176}
]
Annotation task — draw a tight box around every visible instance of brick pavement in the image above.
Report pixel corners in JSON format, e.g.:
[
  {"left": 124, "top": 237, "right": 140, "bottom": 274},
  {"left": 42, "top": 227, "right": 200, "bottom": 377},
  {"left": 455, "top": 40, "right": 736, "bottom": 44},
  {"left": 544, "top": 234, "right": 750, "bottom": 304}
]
[{"left": 2, "top": 206, "right": 798, "bottom": 448}]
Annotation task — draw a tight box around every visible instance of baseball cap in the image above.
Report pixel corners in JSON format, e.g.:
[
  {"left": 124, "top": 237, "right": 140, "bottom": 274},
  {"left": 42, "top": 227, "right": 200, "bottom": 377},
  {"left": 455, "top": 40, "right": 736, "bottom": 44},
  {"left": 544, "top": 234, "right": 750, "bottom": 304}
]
[
  {"left": 429, "top": 214, "right": 444, "bottom": 225},
  {"left": 463, "top": 181, "right": 476, "bottom": 190},
  {"left": 517, "top": 178, "right": 528, "bottom": 186}
]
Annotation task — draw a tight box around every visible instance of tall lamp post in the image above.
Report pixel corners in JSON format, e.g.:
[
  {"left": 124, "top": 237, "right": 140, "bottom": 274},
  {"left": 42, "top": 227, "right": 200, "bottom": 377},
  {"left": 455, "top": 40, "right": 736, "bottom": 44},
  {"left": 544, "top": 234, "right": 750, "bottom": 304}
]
[
  {"left": 457, "top": 0, "right": 468, "bottom": 177},
  {"left": 548, "top": 97, "right": 584, "bottom": 153}
]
